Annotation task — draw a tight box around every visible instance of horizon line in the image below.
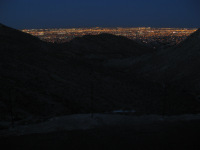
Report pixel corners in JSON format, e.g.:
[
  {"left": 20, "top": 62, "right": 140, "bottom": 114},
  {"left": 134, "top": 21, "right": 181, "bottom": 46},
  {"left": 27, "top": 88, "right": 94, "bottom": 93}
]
[{"left": 20, "top": 26, "right": 198, "bottom": 30}]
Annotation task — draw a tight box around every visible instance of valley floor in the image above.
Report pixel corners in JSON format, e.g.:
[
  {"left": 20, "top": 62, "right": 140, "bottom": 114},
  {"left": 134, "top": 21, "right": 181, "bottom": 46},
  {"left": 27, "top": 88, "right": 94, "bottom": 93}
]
[{"left": 1, "top": 114, "right": 200, "bottom": 149}]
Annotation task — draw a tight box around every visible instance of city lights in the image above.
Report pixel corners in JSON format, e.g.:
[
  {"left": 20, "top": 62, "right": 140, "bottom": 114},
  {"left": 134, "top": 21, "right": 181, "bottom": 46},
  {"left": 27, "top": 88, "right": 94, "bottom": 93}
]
[{"left": 22, "top": 27, "right": 197, "bottom": 46}]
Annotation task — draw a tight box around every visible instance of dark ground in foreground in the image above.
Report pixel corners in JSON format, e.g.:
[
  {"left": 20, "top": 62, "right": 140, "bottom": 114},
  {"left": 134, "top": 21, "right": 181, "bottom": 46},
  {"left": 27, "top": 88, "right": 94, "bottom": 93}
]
[{"left": 1, "top": 119, "right": 200, "bottom": 150}]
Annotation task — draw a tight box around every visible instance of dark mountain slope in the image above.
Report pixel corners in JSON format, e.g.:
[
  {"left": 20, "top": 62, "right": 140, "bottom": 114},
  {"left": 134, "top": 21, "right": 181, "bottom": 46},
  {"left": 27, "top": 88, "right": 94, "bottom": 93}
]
[
  {"left": 124, "top": 28, "right": 200, "bottom": 106},
  {"left": 134, "top": 29, "right": 200, "bottom": 85},
  {"left": 0, "top": 24, "right": 68, "bottom": 121},
  {"left": 0, "top": 24, "right": 159, "bottom": 124},
  {"left": 0, "top": 24, "right": 41, "bottom": 44}
]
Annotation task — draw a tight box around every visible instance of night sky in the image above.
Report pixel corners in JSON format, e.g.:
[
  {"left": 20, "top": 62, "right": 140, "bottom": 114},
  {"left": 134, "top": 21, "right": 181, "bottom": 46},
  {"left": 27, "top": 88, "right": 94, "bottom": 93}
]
[{"left": 0, "top": 0, "right": 199, "bottom": 29}]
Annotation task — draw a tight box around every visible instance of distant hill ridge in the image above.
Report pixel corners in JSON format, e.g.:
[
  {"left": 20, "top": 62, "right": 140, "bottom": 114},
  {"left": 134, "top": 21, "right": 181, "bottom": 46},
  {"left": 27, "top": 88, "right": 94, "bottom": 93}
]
[
  {"left": 0, "top": 23, "right": 42, "bottom": 45},
  {"left": 189, "top": 28, "right": 200, "bottom": 38},
  {"left": 67, "top": 33, "right": 154, "bottom": 59},
  {"left": 176, "top": 28, "right": 200, "bottom": 49}
]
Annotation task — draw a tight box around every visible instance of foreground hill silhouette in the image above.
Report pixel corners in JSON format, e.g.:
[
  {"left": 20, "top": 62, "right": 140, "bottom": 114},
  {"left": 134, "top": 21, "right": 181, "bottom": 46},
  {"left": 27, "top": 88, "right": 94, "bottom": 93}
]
[
  {"left": 0, "top": 24, "right": 200, "bottom": 126},
  {"left": 129, "top": 28, "right": 200, "bottom": 100}
]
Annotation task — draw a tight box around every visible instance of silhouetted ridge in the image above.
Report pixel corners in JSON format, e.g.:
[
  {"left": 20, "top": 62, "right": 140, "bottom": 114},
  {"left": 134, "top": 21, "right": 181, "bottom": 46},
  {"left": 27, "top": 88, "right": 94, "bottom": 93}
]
[
  {"left": 189, "top": 28, "right": 200, "bottom": 38},
  {"left": 0, "top": 25, "right": 65, "bottom": 119},
  {"left": 175, "top": 28, "right": 200, "bottom": 49},
  {"left": 0, "top": 24, "right": 41, "bottom": 44},
  {"left": 0, "top": 24, "right": 53, "bottom": 64},
  {"left": 69, "top": 33, "right": 154, "bottom": 58},
  {"left": 71, "top": 33, "right": 144, "bottom": 47},
  {"left": 0, "top": 23, "right": 5, "bottom": 27},
  {"left": 74, "top": 33, "right": 134, "bottom": 41},
  {"left": 133, "top": 28, "right": 200, "bottom": 94}
]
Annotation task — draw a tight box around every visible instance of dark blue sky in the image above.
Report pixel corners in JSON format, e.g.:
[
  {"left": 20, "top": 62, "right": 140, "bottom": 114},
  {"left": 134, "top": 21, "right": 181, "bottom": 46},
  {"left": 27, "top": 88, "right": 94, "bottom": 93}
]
[{"left": 0, "top": 0, "right": 199, "bottom": 29}]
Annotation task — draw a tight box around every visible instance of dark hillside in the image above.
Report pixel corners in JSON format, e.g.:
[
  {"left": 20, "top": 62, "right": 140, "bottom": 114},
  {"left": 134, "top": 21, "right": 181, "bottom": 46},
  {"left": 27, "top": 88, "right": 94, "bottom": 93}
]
[
  {"left": 130, "top": 28, "right": 200, "bottom": 93},
  {"left": 68, "top": 33, "right": 153, "bottom": 57},
  {"left": 0, "top": 24, "right": 200, "bottom": 126},
  {"left": 0, "top": 24, "right": 158, "bottom": 124}
]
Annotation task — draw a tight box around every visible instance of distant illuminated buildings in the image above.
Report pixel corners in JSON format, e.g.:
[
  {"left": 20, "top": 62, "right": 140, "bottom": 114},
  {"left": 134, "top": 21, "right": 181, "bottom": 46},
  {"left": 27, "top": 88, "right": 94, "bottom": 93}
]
[{"left": 22, "top": 27, "right": 197, "bottom": 46}]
